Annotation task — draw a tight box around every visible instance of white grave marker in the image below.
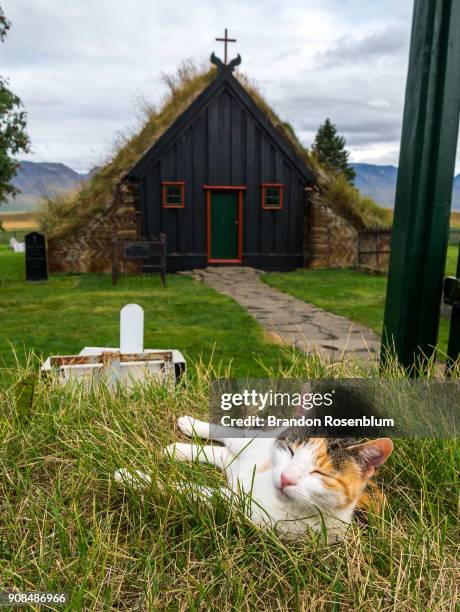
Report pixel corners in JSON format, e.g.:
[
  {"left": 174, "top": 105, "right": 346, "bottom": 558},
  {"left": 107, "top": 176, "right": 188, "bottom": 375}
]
[
  {"left": 120, "top": 304, "right": 144, "bottom": 353},
  {"left": 41, "top": 304, "right": 186, "bottom": 389},
  {"left": 9, "top": 237, "right": 25, "bottom": 253}
]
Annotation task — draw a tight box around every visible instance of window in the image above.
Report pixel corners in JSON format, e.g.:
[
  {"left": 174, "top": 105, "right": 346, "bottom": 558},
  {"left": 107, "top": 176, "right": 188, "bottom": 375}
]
[
  {"left": 261, "top": 184, "right": 283, "bottom": 210},
  {"left": 162, "top": 181, "right": 185, "bottom": 208}
]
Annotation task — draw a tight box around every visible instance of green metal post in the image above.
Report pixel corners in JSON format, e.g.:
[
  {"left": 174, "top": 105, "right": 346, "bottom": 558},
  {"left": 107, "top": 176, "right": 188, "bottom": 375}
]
[
  {"left": 382, "top": 0, "right": 460, "bottom": 370},
  {"left": 446, "top": 244, "right": 460, "bottom": 366}
]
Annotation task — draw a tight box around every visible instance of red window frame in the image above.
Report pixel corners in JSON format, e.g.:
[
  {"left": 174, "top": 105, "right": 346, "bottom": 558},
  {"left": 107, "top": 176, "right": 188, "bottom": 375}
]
[
  {"left": 261, "top": 183, "right": 284, "bottom": 210},
  {"left": 162, "top": 181, "right": 185, "bottom": 209}
]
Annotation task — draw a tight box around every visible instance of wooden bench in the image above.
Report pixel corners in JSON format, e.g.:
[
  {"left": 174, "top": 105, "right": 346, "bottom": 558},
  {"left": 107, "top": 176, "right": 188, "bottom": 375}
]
[{"left": 112, "top": 235, "right": 166, "bottom": 286}]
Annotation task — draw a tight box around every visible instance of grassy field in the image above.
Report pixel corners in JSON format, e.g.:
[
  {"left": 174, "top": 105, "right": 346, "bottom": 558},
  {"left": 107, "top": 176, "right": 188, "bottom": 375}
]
[
  {"left": 0, "top": 356, "right": 458, "bottom": 609},
  {"left": 1, "top": 242, "right": 457, "bottom": 370},
  {"left": 262, "top": 245, "right": 458, "bottom": 357},
  {"left": 383, "top": 210, "right": 460, "bottom": 227},
  {"left": 0, "top": 211, "right": 38, "bottom": 245},
  {"left": 450, "top": 211, "right": 460, "bottom": 226},
  {"left": 0, "top": 211, "right": 39, "bottom": 229},
  {"left": 0, "top": 241, "right": 458, "bottom": 609},
  {"left": 0, "top": 246, "right": 294, "bottom": 377}
]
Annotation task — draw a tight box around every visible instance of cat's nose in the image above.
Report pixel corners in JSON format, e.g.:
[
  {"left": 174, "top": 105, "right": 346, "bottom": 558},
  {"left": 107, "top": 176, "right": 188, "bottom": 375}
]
[{"left": 280, "top": 473, "right": 297, "bottom": 488}]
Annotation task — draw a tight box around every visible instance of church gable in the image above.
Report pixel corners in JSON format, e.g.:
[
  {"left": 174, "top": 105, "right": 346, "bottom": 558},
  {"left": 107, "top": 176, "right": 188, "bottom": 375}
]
[
  {"left": 127, "top": 68, "right": 314, "bottom": 185},
  {"left": 126, "top": 58, "right": 316, "bottom": 270}
]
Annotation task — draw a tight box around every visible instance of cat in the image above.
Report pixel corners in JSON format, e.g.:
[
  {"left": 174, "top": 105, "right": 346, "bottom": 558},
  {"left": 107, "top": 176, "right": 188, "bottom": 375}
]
[{"left": 115, "top": 415, "right": 393, "bottom": 541}]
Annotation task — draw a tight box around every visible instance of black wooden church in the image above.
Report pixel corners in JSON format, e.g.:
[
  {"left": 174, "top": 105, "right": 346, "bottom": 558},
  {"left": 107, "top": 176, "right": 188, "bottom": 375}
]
[{"left": 125, "top": 32, "right": 316, "bottom": 271}]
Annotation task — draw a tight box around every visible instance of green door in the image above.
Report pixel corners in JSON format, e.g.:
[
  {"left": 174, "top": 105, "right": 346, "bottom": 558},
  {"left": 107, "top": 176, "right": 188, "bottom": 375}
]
[{"left": 209, "top": 191, "right": 240, "bottom": 261}]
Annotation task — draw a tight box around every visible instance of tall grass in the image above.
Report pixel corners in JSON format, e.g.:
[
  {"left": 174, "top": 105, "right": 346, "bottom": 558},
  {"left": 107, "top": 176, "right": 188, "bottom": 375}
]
[
  {"left": 0, "top": 351, "right": 458, "bottom": 610},
  {"left": 38, "top": 190, "right": 82, "bottom": 237},
  {"left": 38, "top": 63, "right": 217, "bottom": 238},
  {"left": 324, "top": 174, "right": 392, "bottom": 230}
]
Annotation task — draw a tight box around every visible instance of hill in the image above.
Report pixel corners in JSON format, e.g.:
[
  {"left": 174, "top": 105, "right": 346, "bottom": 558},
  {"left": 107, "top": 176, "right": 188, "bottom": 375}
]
[
  {"left": 4, "top": 159, "right": 459, "bottom": 215},
  {"left": 2, "top": 161, "right": 93, "bottom": 213},
  {"left": 352, "top": 163, "right": 460, "bottom": 210}
]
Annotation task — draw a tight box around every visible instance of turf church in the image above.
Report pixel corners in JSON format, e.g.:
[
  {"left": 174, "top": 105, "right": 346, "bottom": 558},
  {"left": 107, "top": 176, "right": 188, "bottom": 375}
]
[
  {"left": 125, "top": 32, "right": 316, "bottom": 270},
  {"left": 48, "top": 32, "right": 378, "bottom": 274}
]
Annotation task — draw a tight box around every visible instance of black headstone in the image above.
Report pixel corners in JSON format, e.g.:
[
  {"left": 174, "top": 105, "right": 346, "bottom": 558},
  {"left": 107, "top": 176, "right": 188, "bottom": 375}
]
[{"left": 25, "top": 232, "right": 48, "bottom": 281}]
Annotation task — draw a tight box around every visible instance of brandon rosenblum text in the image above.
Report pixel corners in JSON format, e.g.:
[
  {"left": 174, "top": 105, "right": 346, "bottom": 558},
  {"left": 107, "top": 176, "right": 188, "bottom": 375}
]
[{"left": 219, "top": 415, "right": 395, "bottom": 428}]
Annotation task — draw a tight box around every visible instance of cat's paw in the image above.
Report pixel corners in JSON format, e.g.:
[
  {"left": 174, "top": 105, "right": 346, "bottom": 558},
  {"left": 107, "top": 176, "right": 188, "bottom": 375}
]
[
  {"left": 114, "top": 468, "right": 151, "bottom": 489},
  {"left": 177, "top": 416, "right": 210, "bottom": 439},
  {"left": 164, "top": 443, "right": 192, "bottom": 461},
  {"left": 177, "top": 415, "right": 196, "bottom": 437}
]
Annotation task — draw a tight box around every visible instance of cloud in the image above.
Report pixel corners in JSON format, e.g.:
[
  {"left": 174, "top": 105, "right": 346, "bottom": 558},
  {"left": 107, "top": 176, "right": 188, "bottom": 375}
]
[
  {"left": 315, "top": 26, "right": 408, "bottom": 68},
  {"left": 4, "top": 0, "right": 445, "bottom": 174}
]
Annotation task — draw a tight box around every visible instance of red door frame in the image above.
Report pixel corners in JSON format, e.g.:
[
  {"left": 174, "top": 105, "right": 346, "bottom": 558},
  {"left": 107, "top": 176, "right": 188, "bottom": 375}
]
[{"left": 204, "top": 186, "right": 245, "bottom": 264}]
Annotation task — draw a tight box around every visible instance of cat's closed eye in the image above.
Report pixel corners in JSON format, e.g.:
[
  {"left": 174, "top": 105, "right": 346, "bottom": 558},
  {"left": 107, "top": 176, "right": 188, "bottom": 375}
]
[{"left": 311, "top": 470, "right": 332, "bottom": 478}]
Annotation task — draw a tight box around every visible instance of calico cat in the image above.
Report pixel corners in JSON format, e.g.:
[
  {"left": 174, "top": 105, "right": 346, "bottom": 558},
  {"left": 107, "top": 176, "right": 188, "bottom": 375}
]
[{"left": 115, "top": 415, "right": 393, "bottom": 541}]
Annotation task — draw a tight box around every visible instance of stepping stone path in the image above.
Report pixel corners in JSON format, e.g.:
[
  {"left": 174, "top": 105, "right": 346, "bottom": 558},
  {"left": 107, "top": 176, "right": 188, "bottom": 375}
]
[{"left": 189, "top": 267, "right": 380, "bottom": 360}]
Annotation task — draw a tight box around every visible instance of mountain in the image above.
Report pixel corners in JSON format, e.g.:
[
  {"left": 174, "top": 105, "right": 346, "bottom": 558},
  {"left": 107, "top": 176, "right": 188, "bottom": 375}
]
[
  {"left": 2, "top": 160, "right": 460, "bottom": 213},
  {"left": 352, "top": 163, "right": 460, "bottom": 210},
  {"left": 352, "top": 164, "right": 399, "bottom": 207},
  {"left": 2, "top": 161, "right": 93, "bottom": 213}
]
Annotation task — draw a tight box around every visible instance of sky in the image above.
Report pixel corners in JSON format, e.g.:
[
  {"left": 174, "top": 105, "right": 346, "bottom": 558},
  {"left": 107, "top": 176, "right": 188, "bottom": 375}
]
[{"left": 2, "top": 0, "right": 457, "bottom": 174}]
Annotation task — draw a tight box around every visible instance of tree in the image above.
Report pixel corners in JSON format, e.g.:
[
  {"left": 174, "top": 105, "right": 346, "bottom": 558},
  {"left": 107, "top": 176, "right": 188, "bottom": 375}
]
[
  {"left": 312, "top": 118, "right": 355, "bottom": 184},
  {"left": 0, "top": 6, "right": 30, "bottom": 205}
]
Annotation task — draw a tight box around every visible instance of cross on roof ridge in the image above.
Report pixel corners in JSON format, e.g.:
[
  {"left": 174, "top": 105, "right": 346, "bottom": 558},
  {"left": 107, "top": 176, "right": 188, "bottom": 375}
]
[{"left": 215, "top": 28, "right": 236, "bottom": 65}]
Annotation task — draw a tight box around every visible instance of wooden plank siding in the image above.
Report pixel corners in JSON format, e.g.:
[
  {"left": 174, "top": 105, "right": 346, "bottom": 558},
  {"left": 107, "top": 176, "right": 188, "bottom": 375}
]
[{"left": 127, "top": 70, "right": 315, "bottom": 271}]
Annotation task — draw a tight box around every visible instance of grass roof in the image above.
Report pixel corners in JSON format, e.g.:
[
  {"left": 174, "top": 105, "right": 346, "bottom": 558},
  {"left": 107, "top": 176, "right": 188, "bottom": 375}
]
[
  {"left": 39, "top": 61, "right": 390, "bottom": 237},
  {"left": 323, "top": 174, "right": 392, "bottom": 230}
]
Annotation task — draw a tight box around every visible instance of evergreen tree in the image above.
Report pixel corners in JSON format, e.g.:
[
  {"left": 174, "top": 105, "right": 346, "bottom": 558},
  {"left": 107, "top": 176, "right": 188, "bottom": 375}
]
[
  {"left": 312, "top": 118, "right": 355, "bottom": 183},
  {"left": 0, "top": 6, "right": 30, "bottom": 204}
]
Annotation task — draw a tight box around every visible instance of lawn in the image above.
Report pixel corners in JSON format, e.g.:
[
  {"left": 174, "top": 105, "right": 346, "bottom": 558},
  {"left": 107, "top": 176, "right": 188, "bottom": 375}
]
[
  {"left": 262, "top": 245, "right": 458, "bottom": 356},
  {"left": 0, "top": 355, "right": 457, "bottom": 609},
  {"left": 0, "top": 246, "right": 292, "bottom": 377},
  {"left": 0, "top": 246, "right": 458, "bottom": 609}
]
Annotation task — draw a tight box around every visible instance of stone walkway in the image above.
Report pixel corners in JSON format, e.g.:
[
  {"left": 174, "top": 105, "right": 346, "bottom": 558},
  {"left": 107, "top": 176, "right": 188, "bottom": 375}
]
[{"left": 190, "top": 267, "right": 380, "bottom": 360}]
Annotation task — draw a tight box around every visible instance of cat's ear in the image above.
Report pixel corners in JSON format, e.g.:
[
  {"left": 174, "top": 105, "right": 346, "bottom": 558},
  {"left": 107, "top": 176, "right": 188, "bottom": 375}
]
[
  {"left": 348, "top": 438, "right": 393, "bottom": 477},
  {"left": 294, "top": 383, "right": 312, "bottom": 416},
  {"left": 300, "top": 383, "right": 312, "bottom": 404}
]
